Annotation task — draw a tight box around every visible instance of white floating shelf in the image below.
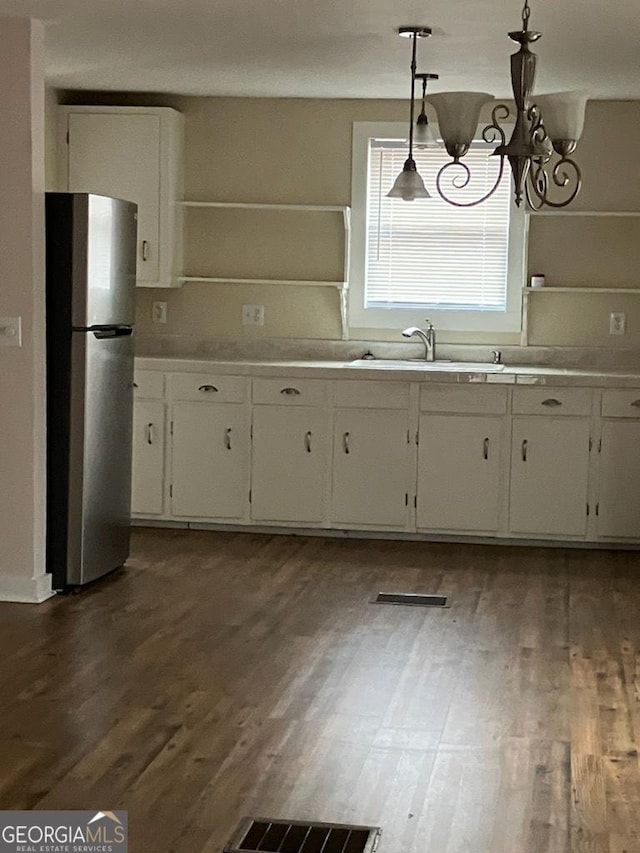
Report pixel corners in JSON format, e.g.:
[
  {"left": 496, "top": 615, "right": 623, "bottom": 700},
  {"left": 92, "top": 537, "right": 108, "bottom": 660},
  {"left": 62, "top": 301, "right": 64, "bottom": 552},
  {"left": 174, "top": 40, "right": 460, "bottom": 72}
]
[
  {"left": 526, "top": 210, "right": 640, "bottom": 217},
  {"left": 523, "top": 286, "right": 640, "bottom": 294},
  {"left": 179, "top": 276, "right": 347, "bottom": 288},
  {"left": 181, "top": 201, "right": 350, "bottom": 213}
]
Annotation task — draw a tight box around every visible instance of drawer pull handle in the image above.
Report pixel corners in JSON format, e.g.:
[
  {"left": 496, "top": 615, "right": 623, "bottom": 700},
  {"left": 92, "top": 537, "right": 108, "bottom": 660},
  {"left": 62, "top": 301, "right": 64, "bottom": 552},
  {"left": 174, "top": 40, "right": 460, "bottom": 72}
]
[
  {"left": 280, "top": 387, "right": 301, "bottom": 396},
  {"left": 522, "top": 439, "right": 528, "bottom": 462},
  {"left": 483, "top": 437, "right": 489, "bottom": 460},
  {"left": 198, "top": 384, "right": 219, "bottom": 393},
  {"left": 225, "top": 428, "right": 232, "bottom": 450},
  {"left": 305, "top": 431, "right": 312, "bottom": 453},
  {"left": 343, "top": 431, "right": 350, "bottom": 454},
  {"left": 541, "top": 398, "right": 562, "bottom": 407},
  {"left": 631, "top": 400, "right": 640, "bottom": 407},
  {"left": 146, "top": 423, "right": 154, "bottom": 445},
  {"left": 141, "top": 240, "right": 149, "bottom": 262}
]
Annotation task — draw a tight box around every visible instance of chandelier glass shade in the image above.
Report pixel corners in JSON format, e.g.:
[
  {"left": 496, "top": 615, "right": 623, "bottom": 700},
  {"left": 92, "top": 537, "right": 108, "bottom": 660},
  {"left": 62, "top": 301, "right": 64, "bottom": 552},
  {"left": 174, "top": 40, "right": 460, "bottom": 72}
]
[{"left": 388, "top": 0, "right": 588, "bottom": 209}]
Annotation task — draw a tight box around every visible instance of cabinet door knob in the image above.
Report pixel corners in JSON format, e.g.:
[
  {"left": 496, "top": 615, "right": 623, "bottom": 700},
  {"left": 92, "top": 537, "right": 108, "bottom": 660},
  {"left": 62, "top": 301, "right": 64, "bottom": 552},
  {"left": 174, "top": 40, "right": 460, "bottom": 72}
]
[
  {"left": 146, "top": 423, "right": 154, "bottom": 445},
  {"left": 280, "top": 387, "right": 301, "bottom": 396},
  {"left": 305, "top": 431, "right": 312, "bottom": 453},
  {"left": 198, "top": 384, "right": 218, "bottom": 393},
  {"left": 141, "top": 240, "right": 149, "bottom": 262},
  {"left": 483, "top": 437, "right": 489, "bottom": 460},
  {"left": 522, "top": 439, "right": 528, "bottom": 462},
  {"left": 541, "top": 398, "right": 562, "bottom": 407},
  {"left": 343, "top": 431, "right": 350, "bottom": 454},
  {"left": 225, "top": 428, "right": 232, "bottom": 450}
]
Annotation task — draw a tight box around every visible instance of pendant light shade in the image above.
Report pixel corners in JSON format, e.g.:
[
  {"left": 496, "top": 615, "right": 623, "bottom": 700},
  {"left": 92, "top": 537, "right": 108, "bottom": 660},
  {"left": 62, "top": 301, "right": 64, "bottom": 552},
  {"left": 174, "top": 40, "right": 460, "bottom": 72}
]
[{"left": 387, "top": 160, "right": 431, "bottom": 201}]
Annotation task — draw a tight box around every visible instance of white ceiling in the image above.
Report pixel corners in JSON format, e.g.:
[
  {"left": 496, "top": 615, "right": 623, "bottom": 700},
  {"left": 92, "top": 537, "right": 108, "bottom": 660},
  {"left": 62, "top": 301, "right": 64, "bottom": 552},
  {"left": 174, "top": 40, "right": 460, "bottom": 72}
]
[{"left": 2, "top": 0, "right": 639, "bottom": 100}]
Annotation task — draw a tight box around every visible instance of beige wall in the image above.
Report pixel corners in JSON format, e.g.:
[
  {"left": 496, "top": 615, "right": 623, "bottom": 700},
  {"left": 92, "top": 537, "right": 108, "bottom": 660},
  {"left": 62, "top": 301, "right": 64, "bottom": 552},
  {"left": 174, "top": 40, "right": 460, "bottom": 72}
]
[
  {"left": 0, "top": 20, "right": 52, "bottom": 602},
  {"left": 60, "top": 93, "right": 640, "bottom": 349}
]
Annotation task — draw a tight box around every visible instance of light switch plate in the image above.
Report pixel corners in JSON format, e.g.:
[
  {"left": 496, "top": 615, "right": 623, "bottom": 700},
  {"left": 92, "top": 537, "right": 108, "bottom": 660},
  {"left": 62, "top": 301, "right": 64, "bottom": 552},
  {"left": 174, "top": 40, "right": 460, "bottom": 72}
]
[
  {"left": 0, "top": 316, "right": 22, "bottom": 347},
  {"left": 609, "top": 312, "right": 626, "bottom": 335},
  {"left": 242, "top": 304, "right": 265, "bottom": 326}
]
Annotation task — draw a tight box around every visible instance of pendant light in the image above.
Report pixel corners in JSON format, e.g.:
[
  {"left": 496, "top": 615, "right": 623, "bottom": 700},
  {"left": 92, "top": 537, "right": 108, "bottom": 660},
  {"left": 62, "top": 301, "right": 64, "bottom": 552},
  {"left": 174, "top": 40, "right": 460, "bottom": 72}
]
[
  {"left": 414, "top": 73, "right": 440, "bottom": 148},
  {"left": 387, "top": 27, "right": 432, "bottom": 202}
]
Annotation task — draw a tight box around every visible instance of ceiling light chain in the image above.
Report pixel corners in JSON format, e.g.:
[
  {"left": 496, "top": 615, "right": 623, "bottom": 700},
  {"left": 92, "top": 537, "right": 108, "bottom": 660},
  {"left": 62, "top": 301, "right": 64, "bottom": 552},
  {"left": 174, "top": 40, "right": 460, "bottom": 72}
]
[{"left": 387, "top": 0, "right": 588, "bottom": 208}]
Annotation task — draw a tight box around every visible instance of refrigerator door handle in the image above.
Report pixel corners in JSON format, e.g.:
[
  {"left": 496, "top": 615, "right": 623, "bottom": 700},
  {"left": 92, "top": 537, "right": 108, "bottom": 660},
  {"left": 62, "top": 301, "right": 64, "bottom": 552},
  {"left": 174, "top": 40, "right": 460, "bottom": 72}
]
[{"left": 90, "top": 325, "right": 134, "bottom": 339}]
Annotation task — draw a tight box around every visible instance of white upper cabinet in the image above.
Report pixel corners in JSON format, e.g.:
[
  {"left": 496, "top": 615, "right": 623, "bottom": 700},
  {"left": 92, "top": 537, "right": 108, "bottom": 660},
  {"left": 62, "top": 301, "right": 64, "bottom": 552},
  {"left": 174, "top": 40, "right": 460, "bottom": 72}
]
[{"left": 58, "top": 106, "right": 183, "bottom": 288}]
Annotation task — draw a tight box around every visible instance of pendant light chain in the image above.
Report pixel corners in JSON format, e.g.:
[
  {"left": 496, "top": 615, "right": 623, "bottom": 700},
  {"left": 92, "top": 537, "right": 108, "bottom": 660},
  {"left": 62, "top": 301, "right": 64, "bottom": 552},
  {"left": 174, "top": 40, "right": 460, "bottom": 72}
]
[{"left": 521, "top": 0, "right": 531, "bottom": 29}]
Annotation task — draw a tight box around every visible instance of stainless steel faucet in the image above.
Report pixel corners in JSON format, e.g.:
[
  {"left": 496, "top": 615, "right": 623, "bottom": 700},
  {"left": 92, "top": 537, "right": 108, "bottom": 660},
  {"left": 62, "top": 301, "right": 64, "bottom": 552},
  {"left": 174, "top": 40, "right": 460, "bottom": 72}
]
[{"left": 402, "top": 321, "right": 436, "bottom": 361}]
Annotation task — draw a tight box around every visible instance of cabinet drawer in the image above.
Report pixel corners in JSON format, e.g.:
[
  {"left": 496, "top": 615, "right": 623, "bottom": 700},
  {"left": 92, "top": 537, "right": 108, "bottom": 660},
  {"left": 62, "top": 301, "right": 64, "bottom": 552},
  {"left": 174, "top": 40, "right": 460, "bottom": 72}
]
[
  {"left": 420, "top": 384, "right": 507, "bottom": 414},
  {"left": 169, "top": 373, "right": 248, "bottom": 403},
  {"left": 512, "top": 387, "right": 592, "bottom": 416},
  {"left": 133, "top": 370, "right": 164, "bottom": 399},
  {"left": 252, "top": 378, "right": 327, "bottom": 406},
  {"left": 333, "top": 380, "right": 410, "bottom": 409},
  {"left": 601, "top": 389, "right": 640, "bottom": 418}
]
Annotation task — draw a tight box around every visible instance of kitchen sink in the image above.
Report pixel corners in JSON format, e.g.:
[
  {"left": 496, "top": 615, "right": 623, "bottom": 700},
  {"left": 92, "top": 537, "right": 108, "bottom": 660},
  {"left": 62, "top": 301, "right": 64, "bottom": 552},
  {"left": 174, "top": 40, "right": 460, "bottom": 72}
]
[{"left": 349, "top": 359, "right": 505, "bottom": 372}]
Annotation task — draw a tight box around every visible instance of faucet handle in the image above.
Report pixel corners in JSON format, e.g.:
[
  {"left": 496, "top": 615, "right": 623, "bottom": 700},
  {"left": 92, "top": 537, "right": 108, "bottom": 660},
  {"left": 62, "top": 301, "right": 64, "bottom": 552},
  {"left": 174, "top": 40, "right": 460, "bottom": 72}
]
[
  {"left": 425, "top": 318, "right": 434, "bottom": 329},
  {"left": 491, "top": 349, "right": 502, "bottom": 365}
]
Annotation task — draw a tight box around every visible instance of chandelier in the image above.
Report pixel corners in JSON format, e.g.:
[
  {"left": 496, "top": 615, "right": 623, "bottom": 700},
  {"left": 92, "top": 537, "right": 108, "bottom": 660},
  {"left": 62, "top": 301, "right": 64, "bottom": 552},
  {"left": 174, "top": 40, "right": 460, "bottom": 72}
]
[{"left": 387, "top": 0, "right": 588, "bottom": 209}]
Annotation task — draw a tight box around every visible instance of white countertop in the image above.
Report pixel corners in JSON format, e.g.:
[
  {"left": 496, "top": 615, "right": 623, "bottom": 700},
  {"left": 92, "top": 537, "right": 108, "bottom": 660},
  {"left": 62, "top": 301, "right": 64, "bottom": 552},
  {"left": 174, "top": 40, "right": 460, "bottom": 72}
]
[{"left": 135, "top": 356, "right": 640, "bottom": 387}]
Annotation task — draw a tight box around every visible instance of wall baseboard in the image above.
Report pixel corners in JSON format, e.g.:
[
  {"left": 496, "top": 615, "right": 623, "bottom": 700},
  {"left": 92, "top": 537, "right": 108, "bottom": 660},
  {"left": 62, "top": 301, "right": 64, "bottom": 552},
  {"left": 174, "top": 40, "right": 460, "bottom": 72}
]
[{"left": 0, "top": 572, "right": 54, "bottom": 604}]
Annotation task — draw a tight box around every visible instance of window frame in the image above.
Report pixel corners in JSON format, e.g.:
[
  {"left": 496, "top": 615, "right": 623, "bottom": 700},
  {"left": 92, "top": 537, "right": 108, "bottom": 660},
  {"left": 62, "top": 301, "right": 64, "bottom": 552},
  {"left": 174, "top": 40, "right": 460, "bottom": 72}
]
[{"left": 349, "top": 121, "right": 528, "bottom": 333}]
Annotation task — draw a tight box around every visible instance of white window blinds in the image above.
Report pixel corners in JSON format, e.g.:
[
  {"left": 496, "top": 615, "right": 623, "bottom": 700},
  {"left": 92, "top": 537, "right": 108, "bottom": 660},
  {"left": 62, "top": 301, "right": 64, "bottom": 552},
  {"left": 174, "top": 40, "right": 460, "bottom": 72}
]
[{"left": 366, "top": 140, "right": 511, "bottom": 311}]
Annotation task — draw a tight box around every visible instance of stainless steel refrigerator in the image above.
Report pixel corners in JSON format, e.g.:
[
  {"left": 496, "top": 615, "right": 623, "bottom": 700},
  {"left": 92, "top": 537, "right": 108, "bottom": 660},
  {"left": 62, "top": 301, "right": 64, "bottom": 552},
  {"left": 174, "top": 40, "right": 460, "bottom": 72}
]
[{"left": 46, "top": 193, "right": 138, "bottom": 590}]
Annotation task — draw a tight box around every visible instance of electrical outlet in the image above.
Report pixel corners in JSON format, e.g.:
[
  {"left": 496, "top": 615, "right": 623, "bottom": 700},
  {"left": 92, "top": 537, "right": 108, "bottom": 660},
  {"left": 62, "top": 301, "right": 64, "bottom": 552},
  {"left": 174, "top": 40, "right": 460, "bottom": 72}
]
[
  {"left": 0, "top": 316, "right": 22, "bottom": 347},
  {"left": 152, "top": 301, "right": 167, "bottom": 324},
  {"left": 609, "top": 312, "right": 626, "bottom": 335},
  {"left": 242, "top": 304, "right": 265, "bottom": 326}
]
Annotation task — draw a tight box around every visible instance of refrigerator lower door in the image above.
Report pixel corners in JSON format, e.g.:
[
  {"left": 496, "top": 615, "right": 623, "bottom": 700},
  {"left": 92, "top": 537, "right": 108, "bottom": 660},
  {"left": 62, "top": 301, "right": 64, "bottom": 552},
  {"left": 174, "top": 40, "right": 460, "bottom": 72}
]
[{"left": 67, "top": 328, "right": 134, "bottom": 585}]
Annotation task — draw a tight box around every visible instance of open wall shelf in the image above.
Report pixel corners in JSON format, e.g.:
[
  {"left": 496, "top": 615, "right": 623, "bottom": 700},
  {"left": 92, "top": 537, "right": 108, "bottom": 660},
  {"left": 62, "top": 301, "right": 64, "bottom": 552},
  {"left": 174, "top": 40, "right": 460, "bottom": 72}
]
[{"left": 179, "top": 201, "right": 351, "bottom": 338}]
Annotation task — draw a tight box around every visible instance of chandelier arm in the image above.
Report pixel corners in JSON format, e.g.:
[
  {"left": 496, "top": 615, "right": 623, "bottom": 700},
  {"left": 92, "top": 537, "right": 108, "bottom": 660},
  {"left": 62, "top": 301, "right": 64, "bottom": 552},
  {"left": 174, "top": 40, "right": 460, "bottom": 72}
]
[
  {"left": 540, "top": 158, "right": 583, "bottom": 208},
  {"left": 436, "top": 155, "right": 505, "bottom": 208},
  {"left": 483, "top": 103, "right": 510, "bottom": 148},
  {"left": 524, "top": 165, "right": 546, "bottom": 210}
]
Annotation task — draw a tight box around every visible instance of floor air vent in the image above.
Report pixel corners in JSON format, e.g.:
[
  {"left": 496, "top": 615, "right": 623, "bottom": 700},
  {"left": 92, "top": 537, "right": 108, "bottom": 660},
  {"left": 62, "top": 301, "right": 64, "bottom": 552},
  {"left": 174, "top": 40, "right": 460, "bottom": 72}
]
[
  {"left": 225, "top": 818, "right": 381, "bottom": 853},
  {"left": 374, "top": 592, "right": 448, "bottom": 607}
]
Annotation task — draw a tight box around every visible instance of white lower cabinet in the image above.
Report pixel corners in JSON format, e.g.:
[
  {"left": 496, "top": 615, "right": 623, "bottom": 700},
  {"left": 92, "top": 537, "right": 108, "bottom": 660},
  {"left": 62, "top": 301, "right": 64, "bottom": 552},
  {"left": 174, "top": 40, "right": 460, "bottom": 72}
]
[
  {"left": 330, "top": 408, "right": 410, "bottom": 528},
  {"left": 251, "top": 406, "right": 328, "bottom": 524},
  {"left": 597, "top": 420, "right": 640, "bottom": 539},
  {"left": 417, "top": 415, "right": 503, "bottom": 533},
  {"left": 134, "top": 364, "right": 640, "bottom": 547},
  {"left": 131, "top": 399, "right": 165, "bottom": 515},
  {"left": 170, "top": 402, "right": 249, "bottom": 519},
  {"left": 509, "top": 417, "right": 591, "bottom": 537}
]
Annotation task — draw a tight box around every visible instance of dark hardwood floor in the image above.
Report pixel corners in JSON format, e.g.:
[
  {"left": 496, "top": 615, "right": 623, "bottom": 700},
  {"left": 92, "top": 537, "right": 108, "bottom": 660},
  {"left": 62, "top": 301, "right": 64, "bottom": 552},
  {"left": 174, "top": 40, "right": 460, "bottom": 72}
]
[{"left": 1, "top": 529, "right": 639, "bottom": 852}]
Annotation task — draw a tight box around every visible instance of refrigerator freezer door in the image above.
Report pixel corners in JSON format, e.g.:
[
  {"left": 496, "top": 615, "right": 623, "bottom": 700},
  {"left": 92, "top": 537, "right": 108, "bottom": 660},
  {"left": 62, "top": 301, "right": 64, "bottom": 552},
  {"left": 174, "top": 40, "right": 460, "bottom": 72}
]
[
  {"left": 67, "top": 329, "right": 134, "bottom": 585},
  {"left": 71, "top": 194, "right": 138, "bottom": 328}
]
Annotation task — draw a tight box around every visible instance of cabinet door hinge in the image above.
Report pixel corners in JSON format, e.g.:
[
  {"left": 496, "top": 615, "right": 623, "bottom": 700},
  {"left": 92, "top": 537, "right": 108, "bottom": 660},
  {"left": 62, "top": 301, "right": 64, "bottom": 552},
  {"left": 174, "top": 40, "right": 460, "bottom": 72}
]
[
  {"left": 589, "top": 436, "right": 593, "bottom": 452},
  {"left": 586, "top": 502, "right": 590, "bottom": 516},
  {"left": 414, "top": 495, "right": 417, "bottom": 509},
  {"left": 405, "top": 493, "right": 408, "bottom": 507},
  {"left": 66, "top": 129, "right": 69, "bottom": 144},
  {"left": 406, "top": 430, "right": 410, "bottom": 444},
  {"left": 415, "top": 431, "right": 419, "bottom": 445},
  {"left": 598, "top": 438, "right": 602, "bottom": 453},
  {"left": 595, "top": 503, "right": 599, "bottom": 516},
  {"left": 169, "top": 484, "right": 173, "bottom": 498},
  {"left": 250, "top": 423, "right": 253, "bottom": 440},
  {"left": 249, "top": 489, "right": 252, "bottom": 503},
  {"left": 170, "top": 420, "right": 174, "bottom": 436}
]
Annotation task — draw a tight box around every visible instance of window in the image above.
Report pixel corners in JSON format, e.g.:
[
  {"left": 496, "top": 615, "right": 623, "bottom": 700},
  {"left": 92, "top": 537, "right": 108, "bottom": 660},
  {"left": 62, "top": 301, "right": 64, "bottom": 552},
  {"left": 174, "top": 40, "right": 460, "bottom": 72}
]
[{"left": 350, "top": 122, "right": 528, "bottom": 333}]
